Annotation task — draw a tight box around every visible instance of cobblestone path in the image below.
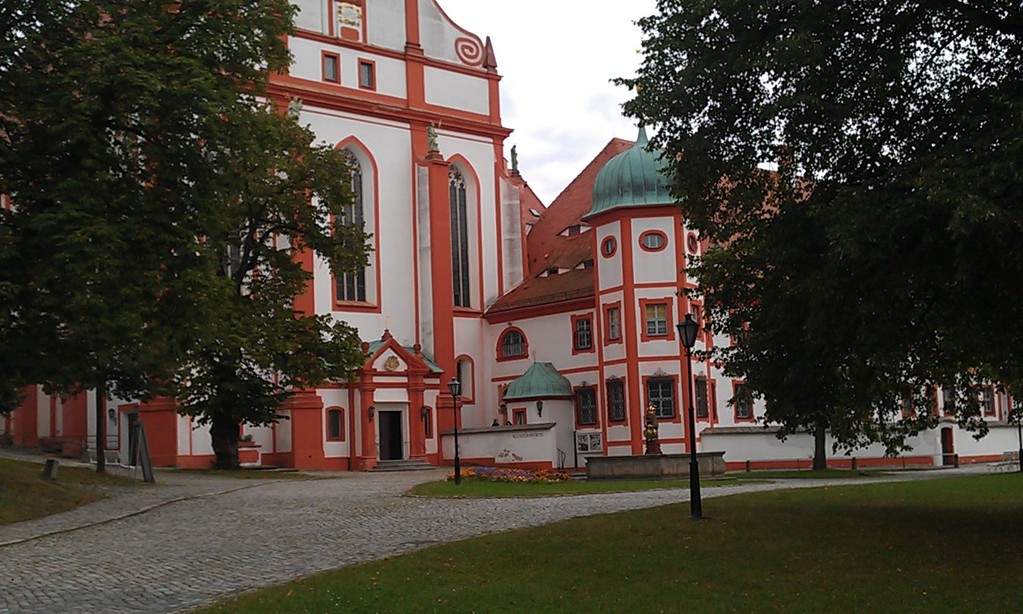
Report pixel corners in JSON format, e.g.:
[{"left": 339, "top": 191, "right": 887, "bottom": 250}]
[{"left": 0, "top": 462, "right": 980, "bottom": 614}]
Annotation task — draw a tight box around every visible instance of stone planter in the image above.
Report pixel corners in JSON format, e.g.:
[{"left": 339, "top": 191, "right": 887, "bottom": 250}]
[{"left": 586, "top": 451, "right": 727, "bottom": 480}]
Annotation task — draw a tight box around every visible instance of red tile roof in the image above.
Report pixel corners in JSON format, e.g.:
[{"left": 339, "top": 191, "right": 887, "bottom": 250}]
[{"left": 487, "top": 137, "right": 635, "bottom": 317}]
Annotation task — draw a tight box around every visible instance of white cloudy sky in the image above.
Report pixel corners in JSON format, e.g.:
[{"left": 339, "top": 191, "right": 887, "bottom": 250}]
[{"left": 439, "top": 0, "right": 659, "bottom": 206}]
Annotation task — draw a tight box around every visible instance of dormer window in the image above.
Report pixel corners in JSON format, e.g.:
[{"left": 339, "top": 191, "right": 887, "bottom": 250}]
[{"left": 559, "top": 223, "right": 590, "bottom": 237}]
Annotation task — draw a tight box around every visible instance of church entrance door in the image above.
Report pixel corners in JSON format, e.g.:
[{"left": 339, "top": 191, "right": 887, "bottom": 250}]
[{"left": 378, "top": 411, "right": 404, "bottom": 461}]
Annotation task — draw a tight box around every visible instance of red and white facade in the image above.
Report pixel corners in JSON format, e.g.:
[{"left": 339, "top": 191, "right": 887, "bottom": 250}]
[{"left": 5, "top": 0, "right": 1019, "bottom": 471}]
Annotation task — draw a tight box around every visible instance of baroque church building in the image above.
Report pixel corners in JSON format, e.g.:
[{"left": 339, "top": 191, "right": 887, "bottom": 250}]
[{"left": 5, "top": 0, "right": 1019, "bottom": 471}]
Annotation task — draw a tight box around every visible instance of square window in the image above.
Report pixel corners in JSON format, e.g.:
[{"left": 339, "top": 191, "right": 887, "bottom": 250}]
[
  {"left": 573, "top": 317, "right": 592, "bottom": 351},
  {"left": 513, "top": 408, "right": 526, "bottom": 425},
  {"left": 647, "top": 379, "right": 675, "bottom": 419},
  {"left": 645, "top": 303, "right": 668, "bottom": 336},
  {"left": 358, "top": 60, "right": 375, "bottom": 89},
  {"left": 327, "top": 408, "right": 344, "bottom": 440},
  {"left": 607, "top": 307, "right": 621, "bottom": 341},
  {"left": 323, "top": 53, "right": 340, "bottom": 83}
]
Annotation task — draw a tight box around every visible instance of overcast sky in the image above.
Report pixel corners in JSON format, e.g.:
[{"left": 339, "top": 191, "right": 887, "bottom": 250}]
[{"left": 439, "top": 0, "right": 659, "bottom": 206}]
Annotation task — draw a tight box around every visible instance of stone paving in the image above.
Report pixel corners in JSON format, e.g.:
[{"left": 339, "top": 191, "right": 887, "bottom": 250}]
[{"left": 0, "top": 451, "right": 986, "bottom": 614}]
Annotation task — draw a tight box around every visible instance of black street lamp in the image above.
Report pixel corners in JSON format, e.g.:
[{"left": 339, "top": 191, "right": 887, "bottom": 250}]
[
  {"left": 447, "top": 378, "right": 462, "bottom": 486},
  {"left": 677, "top": 313, "right": 703, "bottom": 519}
]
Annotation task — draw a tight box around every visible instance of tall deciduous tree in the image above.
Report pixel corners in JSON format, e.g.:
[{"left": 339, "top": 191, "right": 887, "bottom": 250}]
[
  {"left": 0, "top": 1, "right": 368, "bottom": 470},
  {"left": 619, "top": 0, "right": 1023, "bottom": 460}
]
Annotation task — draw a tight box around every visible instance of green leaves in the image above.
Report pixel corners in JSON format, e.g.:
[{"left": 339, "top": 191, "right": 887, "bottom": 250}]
[
  {"left": 625, "top": 0, "right": 1023, "bottom": 452},
  {"left": 0, "top": 2, "right": 369, "bottom": 464}
]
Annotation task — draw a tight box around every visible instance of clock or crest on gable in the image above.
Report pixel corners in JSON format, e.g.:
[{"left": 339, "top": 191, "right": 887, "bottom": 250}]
[{"left": 335, "top": 1, "right": 363, "bottom": 42}]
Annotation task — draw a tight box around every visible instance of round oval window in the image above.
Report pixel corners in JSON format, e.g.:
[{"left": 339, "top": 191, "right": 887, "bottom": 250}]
[
  {"left": 601, "top": 237, "right": 617, "bottom": 257},
  {"left": 687, "top": 233, "right": 698, "bottom": 253},
  {"left": 640, "top": 232, "right": 666, "bottom": 251}
]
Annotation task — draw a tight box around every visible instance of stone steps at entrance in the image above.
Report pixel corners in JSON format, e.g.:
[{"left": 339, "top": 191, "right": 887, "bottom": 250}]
[{"left": 372, "top": 459, "right": 437, "bottom": 472}]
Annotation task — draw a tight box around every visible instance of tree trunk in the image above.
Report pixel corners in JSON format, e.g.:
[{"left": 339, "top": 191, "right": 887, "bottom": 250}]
[
  {"left": 95, "top": 382, "right": 107, "bottom": 474},
  {"left": 812, "top": 415, "right": 827, "bottom": 470},
  {"left": 210, "top": 413, "right": 240, "bottom": 469}
]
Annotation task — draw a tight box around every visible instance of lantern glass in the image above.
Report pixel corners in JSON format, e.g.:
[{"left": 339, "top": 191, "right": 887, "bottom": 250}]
[{"left": 677, "top": 313, "right": 699, "bottom": 350}]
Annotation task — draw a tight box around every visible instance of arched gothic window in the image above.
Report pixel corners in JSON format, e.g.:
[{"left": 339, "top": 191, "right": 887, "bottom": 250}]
[
  {"left": 500, "top": 330, "right": 527, "bottom": 358},
  {"left": 449, "top": 168, "right": 471, "bottom": 308},
  {"left": 337, "top": 151, "right": 367, "bottom": 302}
]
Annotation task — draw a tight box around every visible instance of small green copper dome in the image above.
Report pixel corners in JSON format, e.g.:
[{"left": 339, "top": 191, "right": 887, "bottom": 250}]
[
  {"left": 587, "top": 126, "right": 673, "bottom": 217},
  {"left": 503, "top": 362, "right": 574, "bottom": 400}
]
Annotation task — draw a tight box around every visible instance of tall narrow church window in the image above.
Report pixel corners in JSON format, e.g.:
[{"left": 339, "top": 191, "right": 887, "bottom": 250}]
[
  {"left": 449, "top": 168, "right": 471, "bottom": 308},
  {"left": 337, "top": 152, "right": 367, "bottom": 302}
]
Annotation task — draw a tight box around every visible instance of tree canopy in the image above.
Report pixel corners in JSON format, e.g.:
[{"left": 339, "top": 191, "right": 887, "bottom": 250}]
[
  {"left": 0, "top": 1, "right": 369, "bottom": 468},
  {"left": 620, "top": 0, "right": 1023, "bottom": 455}
]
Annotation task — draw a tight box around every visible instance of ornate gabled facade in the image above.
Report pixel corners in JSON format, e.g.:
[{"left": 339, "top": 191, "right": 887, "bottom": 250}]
[{"left": 6, "top": 1, "right": 1020, "bottom": 471}]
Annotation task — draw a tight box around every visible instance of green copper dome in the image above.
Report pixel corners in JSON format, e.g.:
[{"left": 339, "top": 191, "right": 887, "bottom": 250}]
[
  {"left": 587, "top": 126, "right": 673, "bottom": 217},
  {"left": 503, "top": 362, "right": 574, "bottom": 400}
]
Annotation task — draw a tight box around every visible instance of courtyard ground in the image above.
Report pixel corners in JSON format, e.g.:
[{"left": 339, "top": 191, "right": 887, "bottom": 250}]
[{"left": 0, "top": 448, "right": 997, "bottom": 613}]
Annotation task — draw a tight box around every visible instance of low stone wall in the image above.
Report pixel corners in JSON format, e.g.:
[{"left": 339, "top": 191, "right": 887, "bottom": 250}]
[{"left": 586, "top": 452, "right": 727, "bottom": 480}]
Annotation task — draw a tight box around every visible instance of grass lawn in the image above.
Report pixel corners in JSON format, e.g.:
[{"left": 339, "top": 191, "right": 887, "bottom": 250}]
[
  {"left": 202, "top": 472, "right": 1023, "bottom": 613},
  {"left": 0, "top": 457, "right": 135, "bottom": 525}
]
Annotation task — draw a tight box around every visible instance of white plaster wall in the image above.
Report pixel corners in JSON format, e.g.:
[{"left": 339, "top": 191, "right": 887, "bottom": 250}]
[
  {"left": 699, "top": 429, "right": 941, "bottom": 464},
  {"left": 596, "top": 289, "right": 627, "bottom": 363},
  {"left": 630, "top": 217, "right": 677, "bottom": 286},
  {"left": 301, "top": 108, "right": 418, "bottom": 346},
  {"left": 441, "top": 130, "right": 497, "bottom": 307},
  {"left": 953, "top": 424, "right": 1019, "bottom": 459},
  {"left": 416, "top": 164, "right": 434, "bottom": 357},
  {"left": 606, "top": 424, "right": 632, "bottom": 447},
  {"left": 191, "top": 420, "right": 214, "bottom": 456},
  {"left": 366, "top": 0, "right": 406, "bottom": 51},
  {"left": 276, "top": 409, "right": 293, "bottom": 453},
  {"left": 595, "top": 222, "right": 623, "bottom": 291},
  {"left": 443, "top": 426, "right": 557, "bottom": 464},
  {"left": 633, "top": 289, "right": 682, "bottom": 358},
  {"left": 500, "top": 178, "right": 525, "bottom": 299},
  {"left": 246, "top": 424, "right": 276, "bottom": 454},
  {"left": 289, "top": 38, "right": 408, "bottom": 99},
  {"left": 424, "top": 67, "right": 489, "bottom": 114},
  {"left": 424, "top": 389, "right": 440, "bottom": 455},
  {"left": 319, "top": 388, "right": 349, "bottom": 458},
  {"left": 418, "top": 0, "right": 484, "bottom": 67},
  {"left": 293, "top": 0, "right": 326, "bottom": 34},
  {"left": 176, "top": 415, "right": 191, "bottom": 456}
]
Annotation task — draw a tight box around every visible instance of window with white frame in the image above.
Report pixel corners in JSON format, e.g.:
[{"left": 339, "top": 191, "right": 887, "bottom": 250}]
[{"left": 575, "top": 432, "right": 603, "bottom": 453}]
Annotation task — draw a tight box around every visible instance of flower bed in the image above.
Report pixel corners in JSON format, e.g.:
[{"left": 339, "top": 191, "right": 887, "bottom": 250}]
[{"left": 447, "top": 466, "right": 572, "bottom": 483}]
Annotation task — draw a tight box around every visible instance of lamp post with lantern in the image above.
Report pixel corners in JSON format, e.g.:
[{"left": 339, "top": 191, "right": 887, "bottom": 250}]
[
  {"left": 447, "top": 378, "right": 462, "bottom": 486},
  {"left": 676, "top": 313, "right": 703, "bottom": 519}
]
